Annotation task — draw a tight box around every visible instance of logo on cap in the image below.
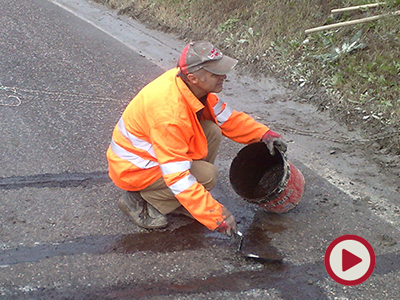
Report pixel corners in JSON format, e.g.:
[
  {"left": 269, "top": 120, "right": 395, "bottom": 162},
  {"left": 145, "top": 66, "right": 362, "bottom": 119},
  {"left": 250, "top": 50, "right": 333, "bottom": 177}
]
[{"left": 209, "top": 48, "right": 221, "bottom": 59}]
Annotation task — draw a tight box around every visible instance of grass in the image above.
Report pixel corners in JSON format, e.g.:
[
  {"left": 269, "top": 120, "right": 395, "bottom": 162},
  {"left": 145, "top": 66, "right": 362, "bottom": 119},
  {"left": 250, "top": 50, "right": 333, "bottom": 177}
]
[{"left": 94, "top": 0, "right": 400, "bottom": 154}]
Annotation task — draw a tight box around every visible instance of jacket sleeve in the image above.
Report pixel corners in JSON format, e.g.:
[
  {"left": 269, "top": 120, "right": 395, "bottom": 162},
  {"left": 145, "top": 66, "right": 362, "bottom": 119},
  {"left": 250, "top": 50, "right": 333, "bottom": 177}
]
[
  {"left": 149, "top": 122, "right": 226, "bottom": 230},
  {"left": 208, "top": 95, "right": 270, "bottom": 144}
]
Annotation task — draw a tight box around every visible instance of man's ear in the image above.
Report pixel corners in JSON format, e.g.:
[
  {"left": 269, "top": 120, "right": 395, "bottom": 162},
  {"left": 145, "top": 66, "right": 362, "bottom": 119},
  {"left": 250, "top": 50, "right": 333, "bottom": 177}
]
[{"left": 186, "top": 73, "right": 198, "bottom": 84}]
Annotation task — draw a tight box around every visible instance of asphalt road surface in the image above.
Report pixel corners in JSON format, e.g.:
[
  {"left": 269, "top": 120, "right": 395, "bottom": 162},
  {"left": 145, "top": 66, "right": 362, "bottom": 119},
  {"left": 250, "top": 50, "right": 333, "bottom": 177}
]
[{"left": 1, "top": 1, "right": 399, "bottom": 299}]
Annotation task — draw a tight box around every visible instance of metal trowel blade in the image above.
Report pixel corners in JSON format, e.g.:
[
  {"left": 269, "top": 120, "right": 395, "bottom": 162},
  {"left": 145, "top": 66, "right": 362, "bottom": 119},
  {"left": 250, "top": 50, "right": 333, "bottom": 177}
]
[
  {"left": 236, "top": 231, "right": 283, "bottom": 264},
  {"left": 244, "top": 253, "right": 283, "bottom": 264}
]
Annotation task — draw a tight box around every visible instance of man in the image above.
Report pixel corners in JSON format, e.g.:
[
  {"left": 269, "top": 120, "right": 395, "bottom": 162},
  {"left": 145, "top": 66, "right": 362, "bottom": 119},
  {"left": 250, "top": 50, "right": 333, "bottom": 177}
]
[{"left": 107, "top": 41, "right": 286, "bottom": 237}]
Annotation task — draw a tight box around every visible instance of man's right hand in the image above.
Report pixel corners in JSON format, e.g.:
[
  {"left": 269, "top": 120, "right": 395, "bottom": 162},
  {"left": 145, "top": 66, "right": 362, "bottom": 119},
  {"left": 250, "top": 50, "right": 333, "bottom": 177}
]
[
  {"left": 216, "top": 214, "right": 237, "bottom": 237},
  {"left": 262, "top": 130, "right": 287, "bottom": 155}
]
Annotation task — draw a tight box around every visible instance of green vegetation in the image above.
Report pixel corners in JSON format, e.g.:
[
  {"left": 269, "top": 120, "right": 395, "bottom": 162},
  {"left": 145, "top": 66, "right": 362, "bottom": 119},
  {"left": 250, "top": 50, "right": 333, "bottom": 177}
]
[{"left": 94, "top": 0, "right": 400, "bottom": 154}]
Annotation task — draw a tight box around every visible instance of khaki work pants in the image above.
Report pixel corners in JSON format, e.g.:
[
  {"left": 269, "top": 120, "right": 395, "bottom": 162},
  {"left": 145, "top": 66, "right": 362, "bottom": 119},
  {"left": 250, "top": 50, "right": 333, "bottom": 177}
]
[{"left": 140, "top": 120, "right": 222, "bottom": 215}]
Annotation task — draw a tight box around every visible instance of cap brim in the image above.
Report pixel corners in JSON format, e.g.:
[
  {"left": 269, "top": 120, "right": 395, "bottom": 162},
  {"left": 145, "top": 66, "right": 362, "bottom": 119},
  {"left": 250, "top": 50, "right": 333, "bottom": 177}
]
[{"left": 202, "top": 55, "right": 238, "bottom": 75}]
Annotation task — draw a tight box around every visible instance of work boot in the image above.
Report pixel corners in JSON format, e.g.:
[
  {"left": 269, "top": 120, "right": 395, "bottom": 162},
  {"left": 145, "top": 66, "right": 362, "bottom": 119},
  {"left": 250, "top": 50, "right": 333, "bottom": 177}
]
[{"left": 117, "top": 192, "right": 168, "bottom": 229}]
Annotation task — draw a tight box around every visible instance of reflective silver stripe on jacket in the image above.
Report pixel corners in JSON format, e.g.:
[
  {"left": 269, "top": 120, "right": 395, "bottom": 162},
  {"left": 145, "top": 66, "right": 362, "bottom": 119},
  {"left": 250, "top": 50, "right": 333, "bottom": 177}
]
[
  {"left": 110, "top": 139, "right": 158, "bottom": 169},
  {"left": 213, "top": 100, "right": 233, "bottom": 126},
  {"left": 113, "top": 117, "right": 197, "bottom": 194},
  {"left": 118, "top": 117, "right": 156, "bottom": 158},
  {"left": 168, "top": 174, "right": 197, "bottom": 195},
  {"left": 160, "top": 161, "right": 192, "bottom": 176}
]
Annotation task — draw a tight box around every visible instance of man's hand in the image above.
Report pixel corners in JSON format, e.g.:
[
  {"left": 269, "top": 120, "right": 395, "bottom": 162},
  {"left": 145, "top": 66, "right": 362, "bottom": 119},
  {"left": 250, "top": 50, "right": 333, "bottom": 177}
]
[
  {"left": 217, "top": 214, "right": 237, "bottom": 237},
  {"left": 262, "top": 130, "right": 287, "bottom": 155}
]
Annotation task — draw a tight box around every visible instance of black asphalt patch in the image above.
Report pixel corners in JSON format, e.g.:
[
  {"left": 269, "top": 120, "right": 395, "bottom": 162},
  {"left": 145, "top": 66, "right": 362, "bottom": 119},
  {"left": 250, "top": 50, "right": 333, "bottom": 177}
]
[{"left": 0, "top": 171, "right": 110, "bottom": 189}]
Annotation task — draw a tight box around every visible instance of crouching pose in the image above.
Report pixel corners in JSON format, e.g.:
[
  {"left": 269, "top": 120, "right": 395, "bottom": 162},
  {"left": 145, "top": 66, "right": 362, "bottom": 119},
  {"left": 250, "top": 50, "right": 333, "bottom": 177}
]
[{"left": 106, "top": 41, "right": 286, "bottom": 237}]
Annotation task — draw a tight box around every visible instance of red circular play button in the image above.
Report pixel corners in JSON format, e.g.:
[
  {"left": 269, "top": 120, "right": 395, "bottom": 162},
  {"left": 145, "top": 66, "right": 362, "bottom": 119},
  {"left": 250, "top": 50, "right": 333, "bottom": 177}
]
[{"left": 325, "top": 235, "right": 375, "bottom": 286}]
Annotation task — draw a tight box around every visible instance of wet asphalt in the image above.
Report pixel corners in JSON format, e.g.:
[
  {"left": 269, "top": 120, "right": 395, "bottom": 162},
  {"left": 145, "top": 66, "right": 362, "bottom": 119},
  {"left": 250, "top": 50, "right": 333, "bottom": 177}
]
[{"left": 1, "top": 1, "right": 399, "bottom": 299}]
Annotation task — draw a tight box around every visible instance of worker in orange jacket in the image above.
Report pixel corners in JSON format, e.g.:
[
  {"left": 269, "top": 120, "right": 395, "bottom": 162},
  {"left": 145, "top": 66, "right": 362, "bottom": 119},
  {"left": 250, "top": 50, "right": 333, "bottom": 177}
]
[{"left": 107, "top": 41, "right": 287, "bottom": 237}]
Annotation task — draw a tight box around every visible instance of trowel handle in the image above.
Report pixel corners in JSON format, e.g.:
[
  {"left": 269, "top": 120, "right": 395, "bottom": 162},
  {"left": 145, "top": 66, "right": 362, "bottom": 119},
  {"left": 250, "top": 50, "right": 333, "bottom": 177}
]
[{"left": 235, "top": 230, "right": 244, "bottom": 251}]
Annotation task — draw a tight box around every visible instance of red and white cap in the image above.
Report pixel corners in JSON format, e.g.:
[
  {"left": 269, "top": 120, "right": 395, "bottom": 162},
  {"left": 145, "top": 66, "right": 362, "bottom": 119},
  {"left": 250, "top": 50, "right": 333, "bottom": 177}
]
[{"left": 178, "top": 41, "right": 238, "bottom": 75}]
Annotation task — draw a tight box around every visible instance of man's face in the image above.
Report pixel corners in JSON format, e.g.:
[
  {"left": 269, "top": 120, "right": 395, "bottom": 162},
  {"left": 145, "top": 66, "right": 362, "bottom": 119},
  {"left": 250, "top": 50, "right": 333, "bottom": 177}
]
[{"left": 192, "top": 69, "right": 227, "bottom": 94}]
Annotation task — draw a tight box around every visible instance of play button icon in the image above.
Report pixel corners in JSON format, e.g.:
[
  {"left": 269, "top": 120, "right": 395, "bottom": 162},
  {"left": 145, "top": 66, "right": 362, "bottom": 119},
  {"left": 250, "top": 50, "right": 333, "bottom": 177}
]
[
  {"left": 325, "top": 235, "right": 375, "bottom": 286},
  {"left": 342, "top": 249, "right": 362, "bottom": 272}
]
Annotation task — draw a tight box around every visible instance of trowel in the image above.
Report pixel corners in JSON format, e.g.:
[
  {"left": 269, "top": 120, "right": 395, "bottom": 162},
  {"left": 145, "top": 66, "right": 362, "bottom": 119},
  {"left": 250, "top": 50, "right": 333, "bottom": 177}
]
[{"left": 234, "top": 231, "right": 283, "bottom": 264}]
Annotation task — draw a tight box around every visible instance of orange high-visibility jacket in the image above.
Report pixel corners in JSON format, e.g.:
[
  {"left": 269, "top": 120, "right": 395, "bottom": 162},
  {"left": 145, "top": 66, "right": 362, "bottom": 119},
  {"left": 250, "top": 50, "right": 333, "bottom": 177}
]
[{"left": 107, "top": 68, "right": 269, "bottom": 230}]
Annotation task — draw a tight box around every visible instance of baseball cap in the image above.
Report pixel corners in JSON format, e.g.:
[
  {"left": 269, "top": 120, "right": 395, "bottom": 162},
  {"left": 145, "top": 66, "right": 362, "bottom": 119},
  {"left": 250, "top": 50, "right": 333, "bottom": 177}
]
[{"left": 178, "top": 41, "right": 238, "bottom": 75}]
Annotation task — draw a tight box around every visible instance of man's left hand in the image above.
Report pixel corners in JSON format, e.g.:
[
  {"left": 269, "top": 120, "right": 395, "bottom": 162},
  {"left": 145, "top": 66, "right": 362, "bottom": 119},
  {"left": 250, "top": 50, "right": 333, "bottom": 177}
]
[{"left": 262, "top": 130, "right": 287, "bottom": 155}]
